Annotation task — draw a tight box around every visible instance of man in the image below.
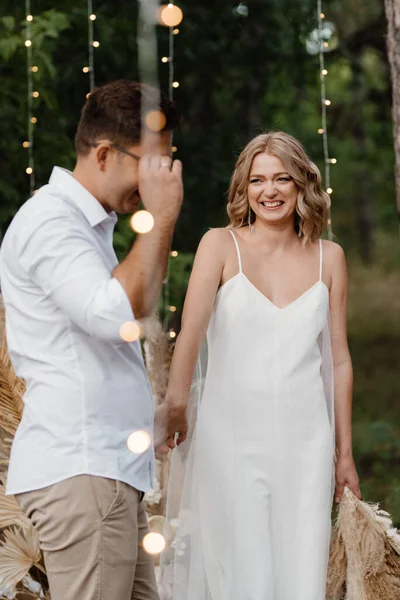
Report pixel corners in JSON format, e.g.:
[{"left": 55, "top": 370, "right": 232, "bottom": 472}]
[{"left": 0, "top": 80, "right": 186, "bottom": 600}]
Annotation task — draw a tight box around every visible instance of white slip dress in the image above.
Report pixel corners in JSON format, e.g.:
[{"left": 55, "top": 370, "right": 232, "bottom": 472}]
[{"left": 161, "top": 231, "right": 336, "bottom": 600}]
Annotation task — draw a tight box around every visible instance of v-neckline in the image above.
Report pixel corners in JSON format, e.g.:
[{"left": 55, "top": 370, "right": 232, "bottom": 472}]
[{"left": 218, "top": 273, "right": 328, "bottom": 311}]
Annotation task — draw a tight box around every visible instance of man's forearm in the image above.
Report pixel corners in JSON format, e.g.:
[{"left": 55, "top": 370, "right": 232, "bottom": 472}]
[{"left": 113, "top": 222, "right": 174, "bottom": 319}]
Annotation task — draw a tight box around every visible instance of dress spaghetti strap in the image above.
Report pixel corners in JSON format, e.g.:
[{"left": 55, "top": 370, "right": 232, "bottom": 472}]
[
  {"left": 319, "top": 239, "right": 323, "bottom": 281},
  {"left": 229, "top": 230, "right": 243, "bottom": 274}
]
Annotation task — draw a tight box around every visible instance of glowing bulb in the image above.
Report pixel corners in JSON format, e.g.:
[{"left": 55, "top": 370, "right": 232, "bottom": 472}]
[
  {"left": 330, "top": 158, "right": 337, "bottom": 164},
  {"left": 119, "top": 321, "right": 141, "bottom": 342},
  {"left": 171, "top": 250, "right": 178, "bottom": 257},
  {"left": 145, "top": 110, "right": 167, "bottom": 132},
  {"left": 320, "top": 12, "right": 325, "bottom": 18},
  {"left": 127, "top": 431, "right": 151, "bottom": 454},
  {"left": 325, "top": 99, "right": 331, "bottom": 106},
  {"left": 31, "top": 117, "right": 37, "bottom": 124},
  {"left": 161, "top": 57, "right": 169, "bottom": 63},
  {"left": 323, "top": 41, "right": 329, "bottom": 48},
  {"left": 83, "top": 66, "right": 90, "bottom": 73},
  {"left": 32, "top": 66, "right": 38, "bottom": 72},
  {"left": 93, "top": 41, "right": 100, "bottom": 48},
  {"left": 89, "top": 13, "right": 96, "bottom": 20},
  {"left": 172, "top": 146, "right": 178, "bottom": 153},
  {"left": 130, "top": 211, "right": 155, "bottom": 234},
  {"left": 26, "top": 15, "right": 33, "bottom": 22},
  {"left": 172, "top": 81, "right": 180, "bottom": 88},
  {"left": 22, "top": 141, "right": 30, "bottom": 148},
  {"left": 160, "top": 4, "right": 183, "bottom": 27},
  {"left": 322, "top": 69, "right": 328, "bottom": 76},
  {"left": 143, "top": 532, "right": 166, "bottom": 555},
  {"left": 169, "top": 306, "right": 177, "bottom": 312},
  {"left": 25, "top": 40, "right": 32, "bottom": 47},
  {"left": 26, "top": 167, "right": 33, "bottom": 174},
  {"left": 169, "top": 330, "right": 177, "bottom": 339},
  {"left": 32, "top": 91, "right": 39, "bottom": 98},
  {"left": 327, "top": 187, "right": 333, "bottom": 194},
  {"left": 318, "top": 128, "right": 324, "bottom": 134},
  {"left": 173, "top": 28, "right": 180, "bottom": 35}
]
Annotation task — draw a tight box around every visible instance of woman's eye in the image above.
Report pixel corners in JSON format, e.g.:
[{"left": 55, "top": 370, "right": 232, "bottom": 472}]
[
  {"left": 278, "top": 177, "right": 291, "bottom": 182},
  {"left": 250, "top": 178, "right": 261, "bottom": 183}
]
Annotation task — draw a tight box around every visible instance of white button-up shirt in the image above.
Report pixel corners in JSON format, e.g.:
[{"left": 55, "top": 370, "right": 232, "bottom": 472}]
[{"left": 0, "top": 167, "right": 155, "bottom": 495}]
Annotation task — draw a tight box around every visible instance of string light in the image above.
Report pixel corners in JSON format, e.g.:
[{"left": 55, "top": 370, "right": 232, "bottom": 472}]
[
  {"left": 127, "top": 431, "right": 151, "bottom": 454},
  {"left": 130, "top": 211, "right": 155, "bottom": 234},
  {"left": 142, "top": 532, "right": 166, "bottom": 554},
  {"left": 119, "top": 321, "right": 141, "bottom": 342},
  {"left": 159, "top": 2, "right": 184, "bottom": 329},
  {"left": 169, "top": 306, "right": 177, "bottom": 312},
  {"left": 87, "top": 0, "right": 96, "bottom": 91},
  {"left": 318, "top": 0, "right": 333, "bottom": 240},
  {"left": 170, "top": 250, "right": 178, "bottom": 257},
  {"left": 25, "top": 0, "right": 35, "bottom": 196},
  {"left": 169, "top": 330, "right": 177, "bottom": 339}
]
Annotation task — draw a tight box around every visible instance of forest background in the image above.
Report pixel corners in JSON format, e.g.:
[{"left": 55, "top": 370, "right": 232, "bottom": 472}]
[{"left": 0, "top": 0, "right": 399, "bottom": 524}]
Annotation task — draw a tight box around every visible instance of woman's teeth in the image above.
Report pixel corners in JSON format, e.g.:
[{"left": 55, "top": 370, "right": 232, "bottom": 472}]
[{"left": 261, "top": 201, "right": 283, "bottom": 208}]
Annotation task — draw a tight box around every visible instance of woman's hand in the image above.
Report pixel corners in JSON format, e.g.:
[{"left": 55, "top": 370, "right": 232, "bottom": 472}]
[{"left": 335, "top": 452, "right": 361, "bottom": 503}]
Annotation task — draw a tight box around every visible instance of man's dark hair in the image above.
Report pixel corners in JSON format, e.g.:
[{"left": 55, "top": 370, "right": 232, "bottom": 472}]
[{"left": 75, "top": 79, "right": 181, "bottom": 155}]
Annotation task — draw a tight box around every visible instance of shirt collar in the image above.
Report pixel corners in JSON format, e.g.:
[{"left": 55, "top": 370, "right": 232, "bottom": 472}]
[{"left": 49, "top": 167, "right": 118, "bottom": 228}]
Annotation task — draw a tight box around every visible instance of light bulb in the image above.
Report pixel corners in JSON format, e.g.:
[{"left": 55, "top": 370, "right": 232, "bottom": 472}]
[
  {"left": 22, "top": 141, "right": 30, "bottom": 148},
  {"left": 32, "top": 91, "right": 39, "bottom": 98},
  {"left": 173, "top": 28, "right": 180, "bottom": 35},
  {"left": 119, "top": 321, "right": 141, "bottom": 342},
  {"left": 322, "top": 69, "right": 328, "bottom": 76},
  {"left": 169, "top": 306, "right": 177, "bottom": 312},
  {"left": 171, "top": 250, "right": 178, "bottom": 257},
  {"left": 327, "top": 187, "right": 333, "bottom": 194},
  {"left": 318, "top": 128, "right": 324, "bottom": 134},
  {"left": 320, "top": 12, "right": 325, "bottom": 18},
  {"left": 127, "top": 431, "right": 151, "bottom": 454},
  {"left": 172, "top": 146, "right": 178, "bottom": 153},
  {"left": 330, "top": 158, "right": 337, "bottom": 164},
  {"left": 31, "top": 117, "right": 37, "bottom": 124},
  {"left": 26, "top": 15, "right": 33, "bottom": 22},
  {"left": 323, "top": 42, "right": 329, "bottom": 48},
  {"left": 26, "top": 167, "right": 33, "bottom": 175},
  {"left": 325, "top": 99, "right": 331, "bottom": 106},
  {"left": 160, "top": 4, "right": 183, "bottom": 27},
  {"left": 143, "top": 532, "right": 166, "bottom": 555},
  {"left": 32, "top": 66, "right": 39, "bottom": 73},
  {"left": 83, "top": 66, "right": 90, "bottom": 73},
  {"left": 172, "top": 81, "right": 180, "bottom": 88},
  {"left": 169, "top": 330, "right": 177, "bottom": 339},
  {"left": 130, "top": 211, "right": 155, "bottom": 234},
  {"left": 93, "top": 41, "right": 100, "bottom": 48},
  {"left": 145, "top": 110, "right": 167, "bottom": 132},
  {"left": 89, "top": 13, "right": 96, "bottom": 20},
  {"left": 25, "top": 40, "right": 32, "bottom": 47},
  {"left": 162, "top": 57, "right": 169, "bottom": 63}
]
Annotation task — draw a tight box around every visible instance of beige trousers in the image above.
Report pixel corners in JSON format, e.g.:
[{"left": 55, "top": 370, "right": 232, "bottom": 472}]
[{"left": 16, "top": 475, "right": 159, "bottom": 600}]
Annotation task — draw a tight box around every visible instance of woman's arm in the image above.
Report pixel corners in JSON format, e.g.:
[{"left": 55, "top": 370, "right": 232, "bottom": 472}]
[
  {"left": 328, "top": 242, "right": 361, "bottom": 502},
  {"left": 156, "top": 228, "right": 228, "bottom": 446}
]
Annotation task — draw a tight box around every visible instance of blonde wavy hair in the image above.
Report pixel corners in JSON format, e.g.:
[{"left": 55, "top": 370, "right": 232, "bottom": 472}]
[{"left": 227, "top": 132, "right": 330, "bottom": 245}]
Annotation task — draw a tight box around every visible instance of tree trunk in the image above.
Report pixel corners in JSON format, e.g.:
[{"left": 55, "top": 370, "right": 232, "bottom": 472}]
[{"left": 384, "top": 0, "right": 400, "bottom": 219}]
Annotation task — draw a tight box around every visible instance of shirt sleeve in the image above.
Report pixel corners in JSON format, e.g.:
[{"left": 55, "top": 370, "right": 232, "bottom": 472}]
[{"left": 16, "top": 210, "right": 135, "bottom": 344}]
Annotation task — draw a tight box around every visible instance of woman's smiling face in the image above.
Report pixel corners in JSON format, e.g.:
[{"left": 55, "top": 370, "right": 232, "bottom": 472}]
[{"left": 247, "top": 153, "right": 299, "bottom": 226}]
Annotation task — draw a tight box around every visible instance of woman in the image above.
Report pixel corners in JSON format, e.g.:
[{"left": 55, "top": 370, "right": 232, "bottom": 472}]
[{"left": 160, "top": 132, "right": 361, "bottom": 600}]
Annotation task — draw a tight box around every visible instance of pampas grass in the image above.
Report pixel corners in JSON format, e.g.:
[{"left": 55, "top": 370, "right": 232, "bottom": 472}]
[
  {"left": 0, "top": 298, "right": 47, "bottom": 599},
  {"left": 326, "top": 487, "right": 400, "bottom": 600}
]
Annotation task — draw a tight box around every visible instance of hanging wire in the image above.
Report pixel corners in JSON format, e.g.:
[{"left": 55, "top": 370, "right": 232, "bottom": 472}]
[
  {"left": 87, "top": 0, "right": 95, "bottom": 91},
  {"left": 25, "top": 0, "right": 35, "bottom": 196},
  {"left": 317, "top": 0, "right": 333, "bottom": 240}
]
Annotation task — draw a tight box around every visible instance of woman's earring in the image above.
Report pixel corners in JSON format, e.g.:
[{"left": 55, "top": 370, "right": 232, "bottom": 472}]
[{"left": 248, "top": 208, "right": 255, "bottom": 233}]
